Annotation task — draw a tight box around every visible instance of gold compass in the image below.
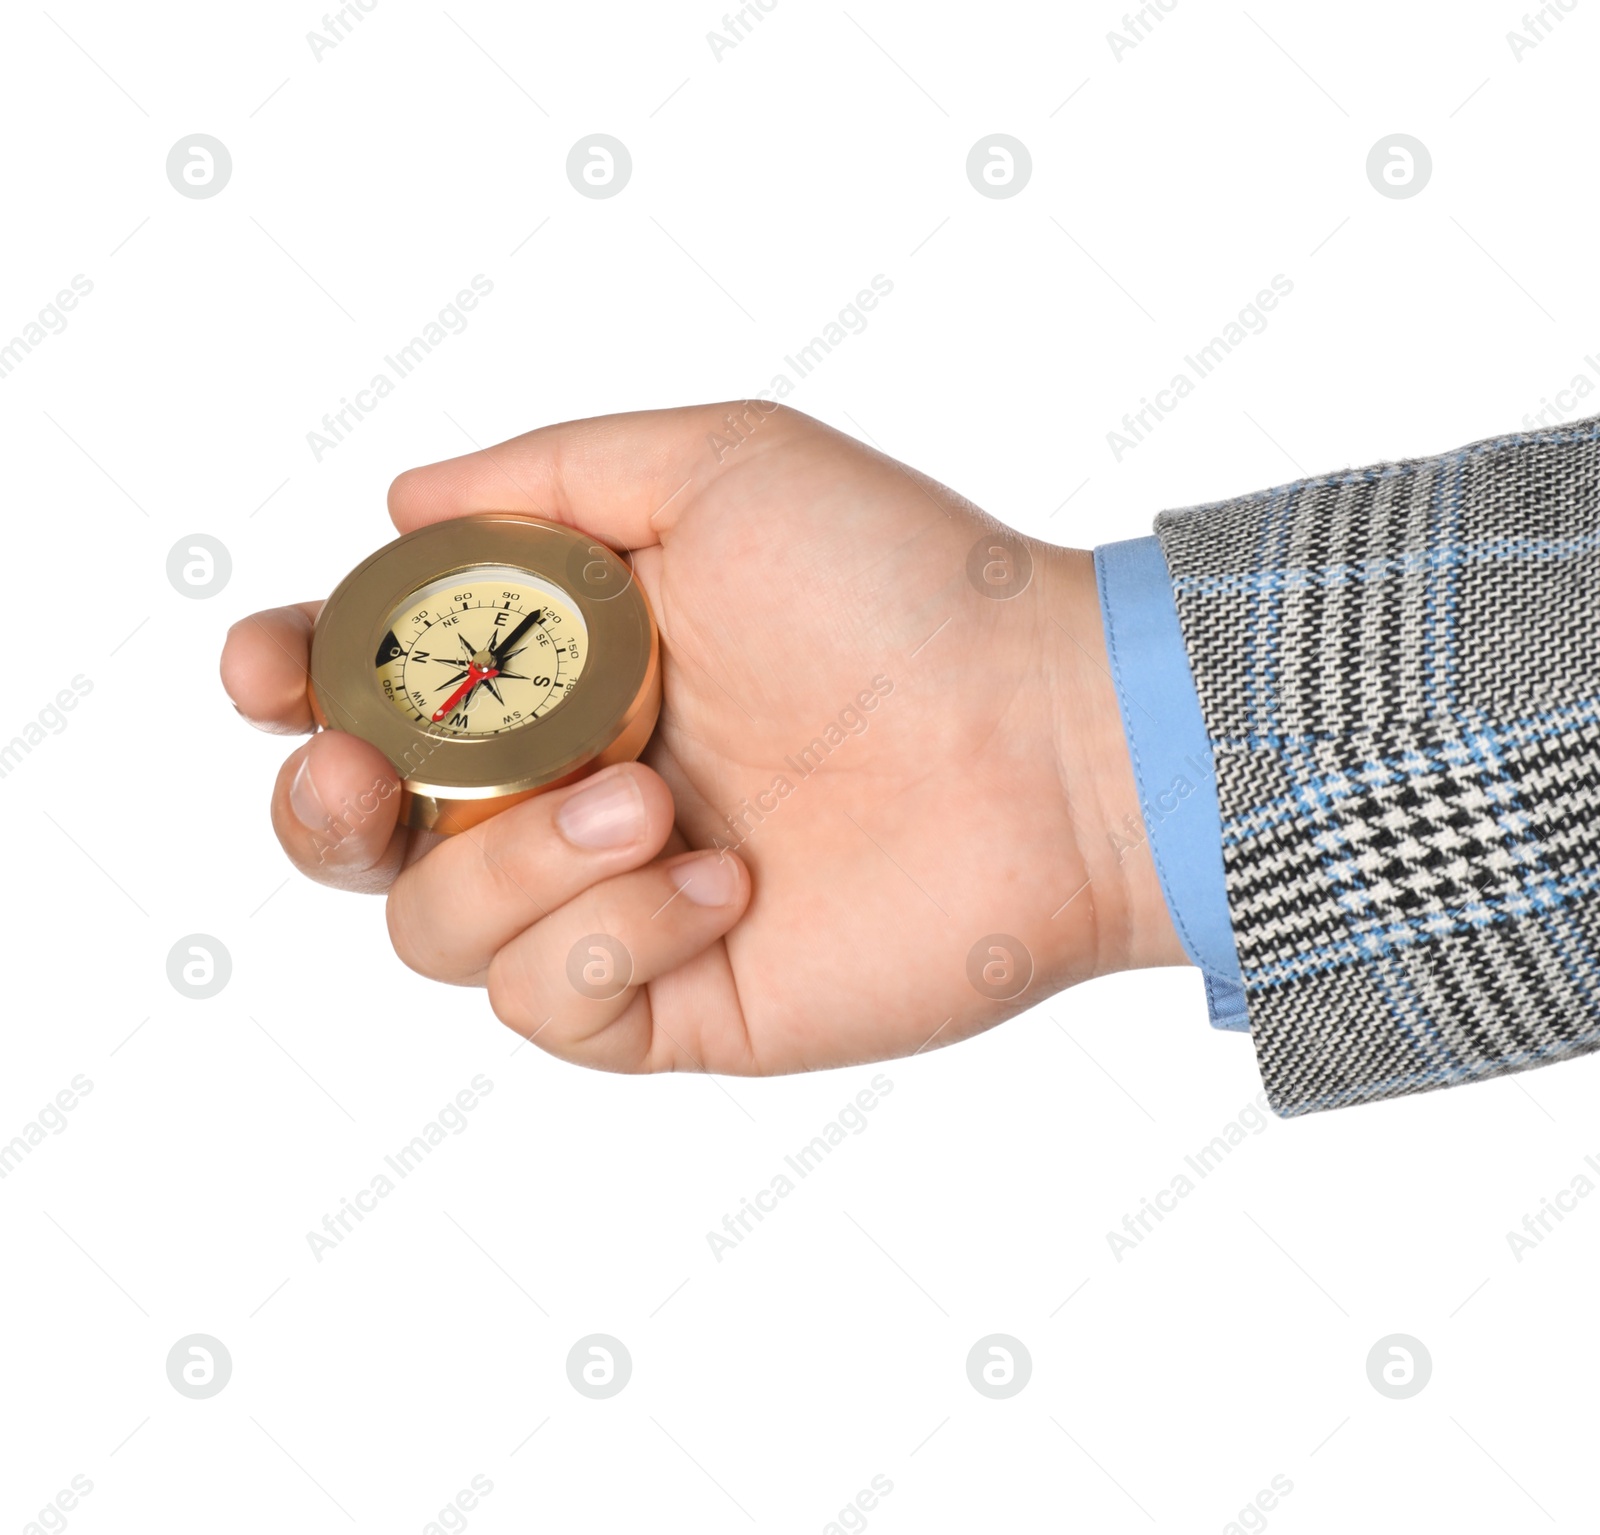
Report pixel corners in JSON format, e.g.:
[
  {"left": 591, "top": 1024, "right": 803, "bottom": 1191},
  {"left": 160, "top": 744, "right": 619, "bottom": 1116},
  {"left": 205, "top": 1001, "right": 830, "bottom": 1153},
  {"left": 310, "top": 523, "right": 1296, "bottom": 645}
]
[{"left": 308, "top": 514, "right": 660, "bottom": 834}]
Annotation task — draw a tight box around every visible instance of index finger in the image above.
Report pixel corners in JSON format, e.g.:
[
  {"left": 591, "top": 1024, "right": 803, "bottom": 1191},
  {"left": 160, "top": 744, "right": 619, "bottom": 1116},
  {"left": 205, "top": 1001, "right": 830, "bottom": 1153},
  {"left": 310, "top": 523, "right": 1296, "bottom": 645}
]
[{"left": 385, "top": 402, "right": 792, "bottom": 548}]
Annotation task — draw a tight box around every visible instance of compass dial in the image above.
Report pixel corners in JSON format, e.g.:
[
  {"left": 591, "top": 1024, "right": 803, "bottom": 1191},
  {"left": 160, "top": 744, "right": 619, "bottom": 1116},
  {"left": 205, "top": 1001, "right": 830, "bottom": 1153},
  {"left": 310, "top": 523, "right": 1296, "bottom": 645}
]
[{"left": 374, "top": 565, "right": 588, "bottom": 737}]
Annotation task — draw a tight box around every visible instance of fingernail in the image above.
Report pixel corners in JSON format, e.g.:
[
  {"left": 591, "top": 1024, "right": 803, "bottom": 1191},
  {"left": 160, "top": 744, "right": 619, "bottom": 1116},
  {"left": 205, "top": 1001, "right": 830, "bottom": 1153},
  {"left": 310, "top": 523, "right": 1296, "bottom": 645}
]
[
  {"left": 556, "top": 772, "right": 646, "bottom": 849},
  {"left": 290, "top": 754, "right": 327, "bottom": 831},
  {"left": 670, "top": 852, "right": 739, "bottom": 907}
]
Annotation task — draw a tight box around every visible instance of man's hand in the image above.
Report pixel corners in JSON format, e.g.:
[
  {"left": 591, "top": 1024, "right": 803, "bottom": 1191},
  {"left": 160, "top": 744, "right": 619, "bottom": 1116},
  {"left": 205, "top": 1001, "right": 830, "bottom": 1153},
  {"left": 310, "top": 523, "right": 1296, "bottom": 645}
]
[{"left": 219, "top": 404, "right": 1183, "bottom": 1075}]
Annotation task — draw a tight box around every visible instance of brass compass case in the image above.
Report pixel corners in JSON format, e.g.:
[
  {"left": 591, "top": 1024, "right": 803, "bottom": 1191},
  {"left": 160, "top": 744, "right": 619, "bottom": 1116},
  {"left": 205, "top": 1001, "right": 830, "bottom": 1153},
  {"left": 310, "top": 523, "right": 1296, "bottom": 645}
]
[{"left": 308, "top": 513, "right": 661, "bottom": 834}]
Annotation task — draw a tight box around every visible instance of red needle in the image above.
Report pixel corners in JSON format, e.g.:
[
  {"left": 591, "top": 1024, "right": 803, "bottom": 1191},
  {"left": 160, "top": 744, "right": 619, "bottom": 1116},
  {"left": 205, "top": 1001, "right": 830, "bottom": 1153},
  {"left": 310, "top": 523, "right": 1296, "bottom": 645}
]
[{"left": 432, "top": 662, "right": 499, "bottom": 723}]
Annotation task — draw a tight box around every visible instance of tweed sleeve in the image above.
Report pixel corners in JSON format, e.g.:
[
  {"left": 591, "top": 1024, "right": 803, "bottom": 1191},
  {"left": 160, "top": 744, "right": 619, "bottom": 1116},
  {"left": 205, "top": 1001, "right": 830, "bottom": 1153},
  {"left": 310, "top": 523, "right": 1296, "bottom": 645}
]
[{"left": 1154, "top": 417, "right": 1600, "bottom": 1116}]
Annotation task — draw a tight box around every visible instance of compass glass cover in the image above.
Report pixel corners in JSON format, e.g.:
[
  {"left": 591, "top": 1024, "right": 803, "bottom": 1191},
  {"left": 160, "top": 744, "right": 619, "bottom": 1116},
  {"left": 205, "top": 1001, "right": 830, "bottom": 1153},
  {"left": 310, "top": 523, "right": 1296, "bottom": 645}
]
[{"left": 374, "top": 565, "right": 589, "bottom": 737}]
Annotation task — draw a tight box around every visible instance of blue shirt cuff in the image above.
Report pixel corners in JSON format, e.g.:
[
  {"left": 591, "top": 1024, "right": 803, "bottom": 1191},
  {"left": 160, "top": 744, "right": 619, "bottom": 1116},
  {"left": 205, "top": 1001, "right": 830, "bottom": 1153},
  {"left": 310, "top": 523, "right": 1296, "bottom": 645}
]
[{"left": 1093, "top": 536, "right": 1249, "bottom": 1033}]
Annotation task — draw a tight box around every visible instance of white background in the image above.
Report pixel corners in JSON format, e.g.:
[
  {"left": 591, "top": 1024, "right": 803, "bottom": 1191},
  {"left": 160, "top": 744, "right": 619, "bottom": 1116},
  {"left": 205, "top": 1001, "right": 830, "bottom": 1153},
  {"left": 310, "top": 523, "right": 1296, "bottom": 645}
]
[{"left": 2, "top": 1, "right": 1597, "bottom": 1530}]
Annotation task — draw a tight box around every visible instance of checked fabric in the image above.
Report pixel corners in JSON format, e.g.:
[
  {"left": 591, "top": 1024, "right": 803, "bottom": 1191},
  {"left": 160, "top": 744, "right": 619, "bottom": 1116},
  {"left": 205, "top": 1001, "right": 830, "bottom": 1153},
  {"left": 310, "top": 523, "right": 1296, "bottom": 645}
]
[{"left": 1155, "top": 417, "right": 1600, "bottom": 1115}]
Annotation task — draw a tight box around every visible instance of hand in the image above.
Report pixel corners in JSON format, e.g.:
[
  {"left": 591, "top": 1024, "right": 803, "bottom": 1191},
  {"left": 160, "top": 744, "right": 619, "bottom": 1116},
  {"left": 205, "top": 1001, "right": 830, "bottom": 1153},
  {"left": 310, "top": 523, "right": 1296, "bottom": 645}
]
[{"left": 220, "top": 404, "right": 1183, "bottom": 1075}]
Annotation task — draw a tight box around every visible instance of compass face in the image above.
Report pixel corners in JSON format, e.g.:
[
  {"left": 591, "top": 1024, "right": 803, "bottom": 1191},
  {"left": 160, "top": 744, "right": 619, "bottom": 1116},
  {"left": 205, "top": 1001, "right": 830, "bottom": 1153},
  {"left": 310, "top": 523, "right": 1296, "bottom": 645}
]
[{"left": 374, "top": 565, "right": 588, "bottom": 737}]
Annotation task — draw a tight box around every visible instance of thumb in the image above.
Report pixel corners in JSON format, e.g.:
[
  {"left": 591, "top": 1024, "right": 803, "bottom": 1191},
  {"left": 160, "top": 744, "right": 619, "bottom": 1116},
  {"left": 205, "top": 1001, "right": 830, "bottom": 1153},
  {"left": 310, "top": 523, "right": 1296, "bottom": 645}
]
[{"left": 271, "top": 728, "right": 408, "bottom": 892}]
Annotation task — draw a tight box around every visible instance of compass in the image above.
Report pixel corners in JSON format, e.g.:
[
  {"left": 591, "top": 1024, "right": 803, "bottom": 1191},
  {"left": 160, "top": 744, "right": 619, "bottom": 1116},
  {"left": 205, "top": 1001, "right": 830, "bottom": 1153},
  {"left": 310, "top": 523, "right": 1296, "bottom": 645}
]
[{"left": 308, "top": 513, "right": 660, "bottom": 834}]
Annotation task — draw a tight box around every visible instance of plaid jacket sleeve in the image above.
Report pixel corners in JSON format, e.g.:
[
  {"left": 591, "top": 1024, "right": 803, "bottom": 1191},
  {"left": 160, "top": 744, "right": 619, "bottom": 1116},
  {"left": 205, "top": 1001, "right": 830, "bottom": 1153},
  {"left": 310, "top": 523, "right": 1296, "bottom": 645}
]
[{"left": 1154, "top": 416, "right": 1600, "bottom": 1116}]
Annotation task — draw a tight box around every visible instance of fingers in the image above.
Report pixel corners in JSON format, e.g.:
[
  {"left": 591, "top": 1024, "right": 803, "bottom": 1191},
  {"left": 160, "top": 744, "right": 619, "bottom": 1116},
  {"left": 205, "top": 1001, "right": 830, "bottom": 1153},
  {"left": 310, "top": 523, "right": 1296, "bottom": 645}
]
[
  {"left": 220, "top": 602, "right": 322, "bottom": 734},
  {"left": 384, "top": 763, "right": 678, "bottom": 985},
  {"left": 385, "top": 756, "right": 753, "bottom": 1073},
  {"left": 386, "top": 401, "right": 800, "bottom": 547},
  {"left": 485, "top": 846, "right": 751, "bottom": 1072},
  {"left": 270, "top": 729, "right": 408, "bottom": 893}
]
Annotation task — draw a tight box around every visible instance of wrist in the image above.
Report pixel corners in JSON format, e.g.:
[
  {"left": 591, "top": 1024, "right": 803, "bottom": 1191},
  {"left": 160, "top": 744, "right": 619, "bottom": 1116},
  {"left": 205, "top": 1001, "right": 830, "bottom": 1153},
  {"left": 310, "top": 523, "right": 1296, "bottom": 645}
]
[{"left": 1035, "top": 542, "right": 1188, "bottom": 979}]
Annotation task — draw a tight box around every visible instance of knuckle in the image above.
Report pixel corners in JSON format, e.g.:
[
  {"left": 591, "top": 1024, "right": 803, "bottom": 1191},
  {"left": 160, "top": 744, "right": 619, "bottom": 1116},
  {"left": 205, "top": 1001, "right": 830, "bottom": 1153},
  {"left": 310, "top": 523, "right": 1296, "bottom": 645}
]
[
  {"left": 486, "top": 943, "right": 545, "bottom": 1035},
  {"left": 586, "top": 887, "right": 635, "bottom": 945}
]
